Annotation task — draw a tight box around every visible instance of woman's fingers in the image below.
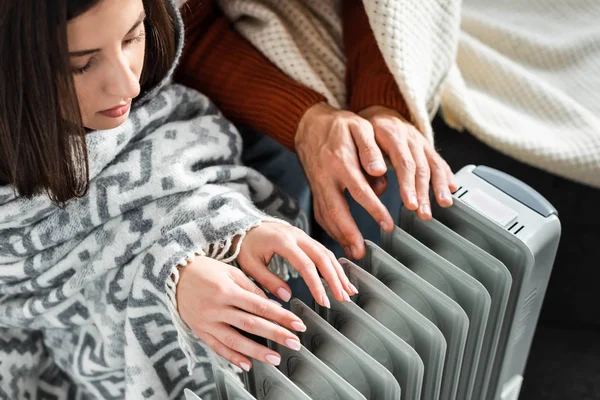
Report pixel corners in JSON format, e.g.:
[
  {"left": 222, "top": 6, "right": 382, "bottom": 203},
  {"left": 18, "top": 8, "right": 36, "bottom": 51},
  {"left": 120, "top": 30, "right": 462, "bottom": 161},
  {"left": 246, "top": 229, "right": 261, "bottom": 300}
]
[
  {"left": 211, "top": 324, "right": 284, "bottom": 368},
  {"left": 236, "top": 255, "right": 292, "bottom": 302},
  {"left": 228, "top": 267, "right": 271, "bottom": 300},
  {"left": 272, "top": 237, "right": 329, "bottom": 307},
  {"left": 296, "top": 234, "right": 351, "bottom": 303},
  {"left": 315, "top": 240, "right": 357, "bottom": 295},
  {"left": 232, "top": 287, "right": 307, "bottom": 333},
  {"left": 224, "top": 308, "right": 302, "bottom": 353},
  {"left": 196, "top": 330, "right": 253, "bottom": 372}
]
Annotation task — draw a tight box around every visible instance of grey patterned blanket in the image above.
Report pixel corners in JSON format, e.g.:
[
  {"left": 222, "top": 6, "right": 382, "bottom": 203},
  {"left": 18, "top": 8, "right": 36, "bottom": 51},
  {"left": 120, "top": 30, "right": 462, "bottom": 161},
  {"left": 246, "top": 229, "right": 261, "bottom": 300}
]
[{"left": 0, "top": 1, "right": 301, "bottom": 398}]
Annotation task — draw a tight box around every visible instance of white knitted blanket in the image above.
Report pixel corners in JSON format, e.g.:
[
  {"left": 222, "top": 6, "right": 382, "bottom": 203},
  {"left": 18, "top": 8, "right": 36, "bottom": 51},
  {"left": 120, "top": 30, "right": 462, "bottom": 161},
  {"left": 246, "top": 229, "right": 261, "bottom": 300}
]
[{"left": 216, "top": 0, "right": 600, "bottom": 188}]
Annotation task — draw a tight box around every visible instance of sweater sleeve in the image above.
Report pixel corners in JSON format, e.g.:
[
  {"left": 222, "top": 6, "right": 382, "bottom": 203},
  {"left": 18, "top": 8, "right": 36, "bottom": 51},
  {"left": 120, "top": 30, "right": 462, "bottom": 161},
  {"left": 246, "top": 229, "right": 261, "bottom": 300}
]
[
  {"left": 175, "top": 0, "right": 327, "bottom": 151},
  {"left": 342, "top": 0, "right": 410, "bottom": 118}
]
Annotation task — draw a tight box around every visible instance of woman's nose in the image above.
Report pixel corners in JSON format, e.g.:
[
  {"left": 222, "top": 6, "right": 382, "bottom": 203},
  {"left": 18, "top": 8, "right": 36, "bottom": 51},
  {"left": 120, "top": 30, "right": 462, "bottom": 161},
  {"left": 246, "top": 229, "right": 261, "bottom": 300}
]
[{"left": 102, "top": 53, "right": 141, "bottom": 100}]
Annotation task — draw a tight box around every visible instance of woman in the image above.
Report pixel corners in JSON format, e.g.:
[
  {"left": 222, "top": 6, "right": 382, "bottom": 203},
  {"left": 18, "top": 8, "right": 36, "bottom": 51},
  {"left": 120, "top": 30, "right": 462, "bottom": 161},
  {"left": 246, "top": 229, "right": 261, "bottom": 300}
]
[{"left": 0, "top": 0, "right": 354, "bottom": 398}]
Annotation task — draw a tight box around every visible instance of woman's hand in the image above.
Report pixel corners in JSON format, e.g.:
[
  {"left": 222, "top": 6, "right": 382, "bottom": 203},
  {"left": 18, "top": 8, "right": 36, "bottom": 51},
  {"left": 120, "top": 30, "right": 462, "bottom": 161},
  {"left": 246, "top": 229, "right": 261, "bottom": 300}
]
[
  {"left": 177, "top": 255, "right": 309, "bottom": 371},
  {"left": 295, "top": 102, "right": 457, "bottom": 259},
  {"left": 237, "top": 222, "right": 356, "bottom": 308}
]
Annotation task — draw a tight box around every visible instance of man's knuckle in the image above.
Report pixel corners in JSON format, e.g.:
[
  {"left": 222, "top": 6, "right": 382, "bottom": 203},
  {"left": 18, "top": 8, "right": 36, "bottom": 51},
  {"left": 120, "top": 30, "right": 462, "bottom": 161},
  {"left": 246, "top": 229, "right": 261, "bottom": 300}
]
[
  {"left": 416, "top": 166, "right": 431, "bottom": 179},
  {"left": 327, "top": 205, "right": 343, "bottom": 219},
  {"left": 401, "top": 158, "right": 416, "bottom": 172},
  {"left": 334, "top": 147, "right": 355, "bottom": 164},
  {"left": 431, "top": 159, "right": 446, "bottom": 177},
  {"left": 359, "top": 120, "right": 374, "bottom": 134},
  {"left": 407, "top": 127, "right": 422, "bottom": 140},
  {"left": 362, "top": 144, "right": 380, "bottom": 158},
  {"left": 350, "top": 184, "right": 369, "bottom": 202}
]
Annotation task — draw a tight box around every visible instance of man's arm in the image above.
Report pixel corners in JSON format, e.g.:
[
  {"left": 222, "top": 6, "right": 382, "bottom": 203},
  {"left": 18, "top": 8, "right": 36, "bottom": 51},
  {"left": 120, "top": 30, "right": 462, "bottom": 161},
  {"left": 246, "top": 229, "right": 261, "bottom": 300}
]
[
  {"left": 342, "top": 0, "right": 410, "bottom": 118},
  {"left": 175, "top": 0, "right": 326, "bottom": 151}
]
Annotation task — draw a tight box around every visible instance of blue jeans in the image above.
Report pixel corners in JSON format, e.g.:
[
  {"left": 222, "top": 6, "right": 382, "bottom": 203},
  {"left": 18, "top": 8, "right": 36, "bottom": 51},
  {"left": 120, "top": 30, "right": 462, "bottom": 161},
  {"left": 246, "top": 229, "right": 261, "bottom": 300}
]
[{"left": 241, "top": 130, "right": 402, "bottom": 307}]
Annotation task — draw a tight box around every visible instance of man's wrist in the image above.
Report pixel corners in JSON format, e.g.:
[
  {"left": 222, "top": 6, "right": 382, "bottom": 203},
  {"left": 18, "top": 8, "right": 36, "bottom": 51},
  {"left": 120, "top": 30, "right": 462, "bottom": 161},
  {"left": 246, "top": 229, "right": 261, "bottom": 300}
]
[
  {"left": 295, "top": 101, "right": 331, "bottom": 149},
  {"left": 358, "top": 105, "right": 405, "bottom": 121}
]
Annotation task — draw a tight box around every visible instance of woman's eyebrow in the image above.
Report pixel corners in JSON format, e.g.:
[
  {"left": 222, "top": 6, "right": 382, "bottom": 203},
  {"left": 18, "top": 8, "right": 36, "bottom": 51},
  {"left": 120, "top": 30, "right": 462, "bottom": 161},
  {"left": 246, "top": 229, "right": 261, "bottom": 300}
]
[{"left": 69, "top": 11, "right": 147, "bottom": 57}]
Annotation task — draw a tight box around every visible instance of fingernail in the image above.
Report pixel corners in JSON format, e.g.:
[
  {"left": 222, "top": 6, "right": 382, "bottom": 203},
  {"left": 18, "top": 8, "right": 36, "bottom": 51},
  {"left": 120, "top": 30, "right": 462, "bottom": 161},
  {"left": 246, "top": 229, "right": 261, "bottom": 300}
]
[
  {"left": 350, "top": 245, "right": 358, "bottom": 259},
  {"left": 269, "top": 299, "right": 283, "bottom": 307},
  {"left": 369, "top": 160, "right": 386, "bottom": 172},
  {"left": 239, "top": 361, "right": 251, "bottom": 372},
  {"left": 343, "top": 246, "right": 352, "bottom": 257},
  {"left": 265, "top": 354, "right": 281, "bottom": 366},
  {"left": 420, "top": 204, "right": 431, "bottom": 216},
  {"left": 380, "top": 221, "right": 389, "bottom": 231},
  {"left": 321, "top": 294, "right": 331, "bottom": 309},
  {"left": 285, "top": 338, "right": 302, "bottom": 351},
  {"left": 349, "top": 283, "right": 359, "bottom": 294},
  {"left": 409, "top": 195, "right": 418, "bottom": 206},
  {"left": 440, "top": 190, "right": 451, "bottom": 201},
  {"left": 277, "top": 287, "right": 292, "bottom": 302},
  {"left": 291, "top": 321, "right": 307, "bottom": 332},
  {"left": 342, "top": 290, "right": 351, "bottom": 302}
]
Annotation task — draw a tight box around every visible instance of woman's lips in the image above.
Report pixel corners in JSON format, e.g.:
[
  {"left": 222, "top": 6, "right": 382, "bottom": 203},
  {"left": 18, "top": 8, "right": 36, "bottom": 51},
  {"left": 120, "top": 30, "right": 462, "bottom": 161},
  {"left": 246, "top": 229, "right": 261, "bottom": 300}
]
[{"left": 99, "top": 101, "right": 131, "bottom": 118}]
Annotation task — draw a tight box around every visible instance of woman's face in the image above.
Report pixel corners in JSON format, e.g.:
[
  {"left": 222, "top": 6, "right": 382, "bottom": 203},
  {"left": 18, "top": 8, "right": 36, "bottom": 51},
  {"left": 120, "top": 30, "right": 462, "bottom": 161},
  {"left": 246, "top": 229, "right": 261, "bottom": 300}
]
[{"left": 67, "top": 0, "right": 146, "bottom": 130}]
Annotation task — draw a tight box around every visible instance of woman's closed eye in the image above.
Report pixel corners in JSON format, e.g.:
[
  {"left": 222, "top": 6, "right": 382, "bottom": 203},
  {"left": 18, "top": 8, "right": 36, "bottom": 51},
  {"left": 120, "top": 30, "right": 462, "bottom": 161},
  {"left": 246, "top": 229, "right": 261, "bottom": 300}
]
[
  {"left": 72, "top": 57, "right": 96, "bottom": 75},
  {"left": 71, "top": 29, "right": 146, "bottom": 76},
  {"left": 124, "top": 29, "right": 146, "bottom": 46}
]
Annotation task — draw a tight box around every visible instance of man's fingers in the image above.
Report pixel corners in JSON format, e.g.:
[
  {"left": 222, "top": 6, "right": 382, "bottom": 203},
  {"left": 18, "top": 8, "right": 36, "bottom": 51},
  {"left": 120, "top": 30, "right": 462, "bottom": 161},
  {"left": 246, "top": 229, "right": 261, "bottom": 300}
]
[
  {"left": 313, "top": 200, "right": 350, "bottom": 258},
  {"left": 426, "top": 147, "right": 453, "bottom": 208},
  {"left": 382, "top": 135, "right": 419, "bottom": 211},
  {"left": 350, "top": 119, "right": 386, "bottom": 177},
  {"left": 317, "top": 184, "right": 364, "bottom": 259},
  {"left": 409, "top": 141, "right": 432, "bottom": 220},
  {"left": 344, "top": 166, "right": 394, "bottom": 239},
  {"left": 446, "top": 163, "right": 459, "bottom": 192}
]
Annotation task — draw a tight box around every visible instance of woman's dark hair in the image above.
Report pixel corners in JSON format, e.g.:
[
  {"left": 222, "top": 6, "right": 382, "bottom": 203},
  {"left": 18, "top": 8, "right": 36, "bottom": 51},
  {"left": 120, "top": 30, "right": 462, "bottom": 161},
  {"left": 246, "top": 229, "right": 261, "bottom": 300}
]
[{"left": 0, "top": 0, "right": 175, "bottom": 204}]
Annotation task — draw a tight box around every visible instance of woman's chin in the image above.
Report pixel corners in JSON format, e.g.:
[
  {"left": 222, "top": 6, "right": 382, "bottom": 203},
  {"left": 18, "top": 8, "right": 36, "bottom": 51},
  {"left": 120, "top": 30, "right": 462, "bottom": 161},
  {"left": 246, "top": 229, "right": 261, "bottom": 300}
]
[{"left": 84, "top": 113, "right": 131, "bottom": 131}]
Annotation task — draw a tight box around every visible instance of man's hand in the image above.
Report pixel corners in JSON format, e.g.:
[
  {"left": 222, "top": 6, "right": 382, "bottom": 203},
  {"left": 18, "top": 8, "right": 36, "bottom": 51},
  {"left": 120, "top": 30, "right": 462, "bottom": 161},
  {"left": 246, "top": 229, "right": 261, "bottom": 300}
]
[
  {"left": 295, "top": 103, "right": 457, "bottom": 260},
  {"left": 295, "top": 102, "right": 395, "bottom": 260},
  {"left": 359, "top": 105, "right": 458, "bottom": 218}
]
